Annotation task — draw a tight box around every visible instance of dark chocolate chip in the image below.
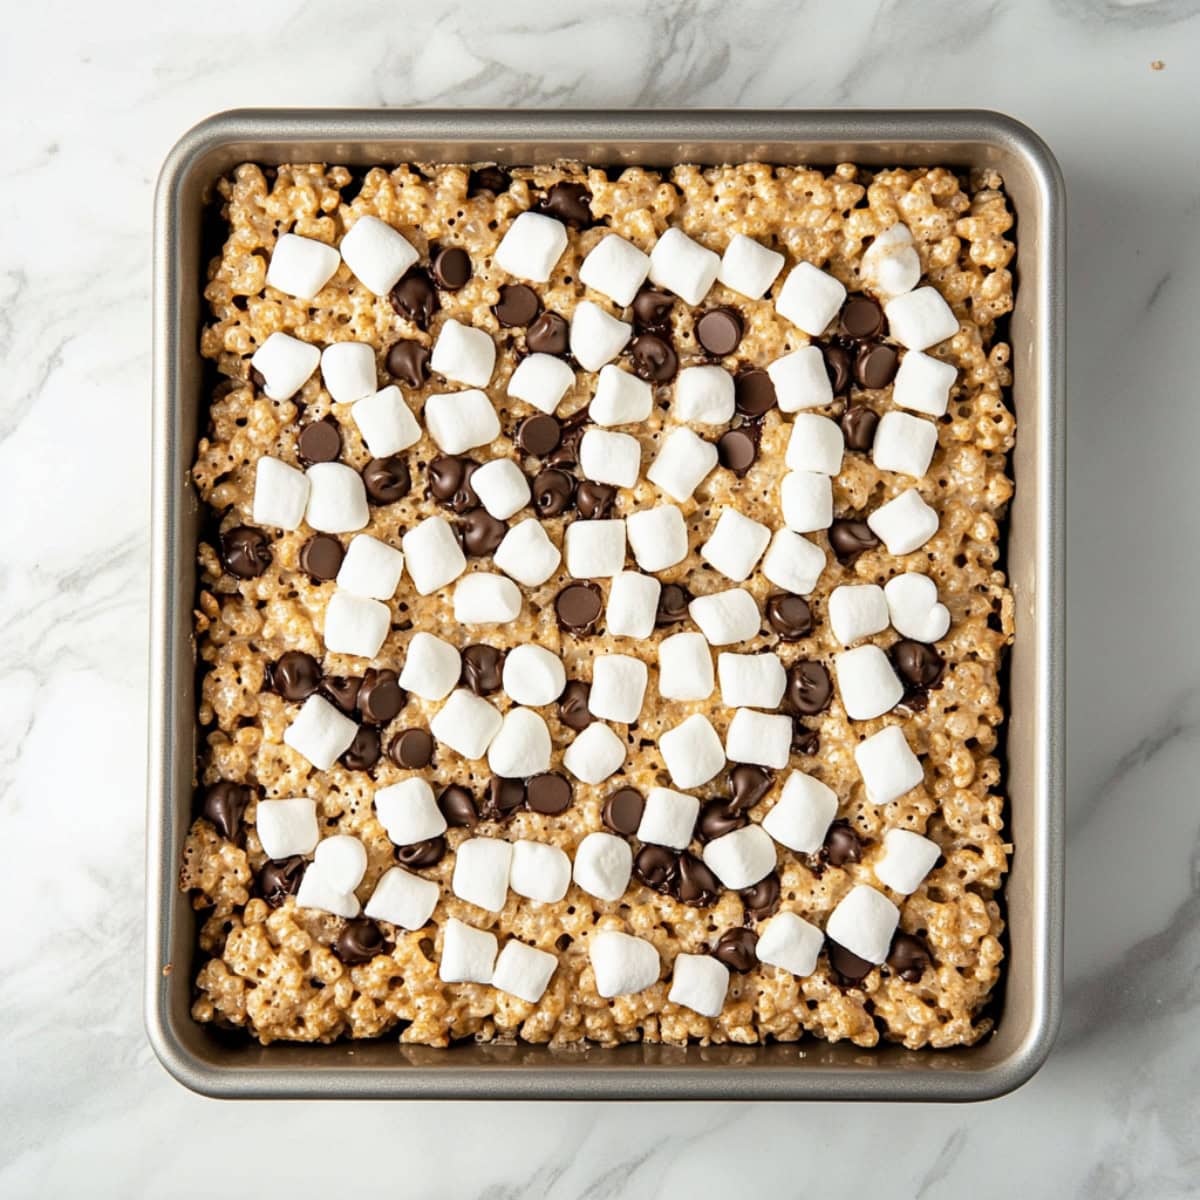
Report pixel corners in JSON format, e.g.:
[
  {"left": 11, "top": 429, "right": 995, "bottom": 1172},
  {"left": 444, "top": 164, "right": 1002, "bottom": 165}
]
[
  {"left": 389, "top": 728, "right": 434, "bottom": 769},
  {"left": 855, "top": 343, "right": 900, "bottom": 390},
  {"left": 734, "top": 369, "right": 777, "bottom": 416},
  {"left": 526, "top": 772, "right": 572, "bottom": 815},
  {"left": 428, "top": 455, "right": 479, "bottom": 512},
  {"left": 269, "top": 651, "right": 321, "bottom": 701},
  {"left": 823, "top": 820, "right": 863, "bottom": 867},
  {"left": 740, "top": 873, "right": 781, "bottom": 920},
  {"left": 602, "top": 786, "right": 644, "bottom": 835},
  {"left": 249, "top": 366, "right": 267, "bottom": 389},
  {"left": 358, "top": 669, "right": 405, "bottom": 724},
  {"left": 695, "top": 799, "right": 747, "bottom": 843},
  {"left": 297, "top": 417, "right": 341, "bottom": 465},
  {"left": 526, "top": 311, "right": 569, "bottom": 356},
  {"left": 389, "top": 269, "right": 439, "bottom": 330},
  {"left": 299, "top": 533, "right": 344, "bottom": 580},
  {"left": 532, "top": 468, "right": 575, "bottom": 517},
  {"left": 201, "top": 781, "right": 251, "bottom": 840},
  {"left": 341, "top": 725, "right": 381, "bottom": 771},
  {"left": 717, "top": 427, "right": 759, "bottom": 476},
  {"left": 543, "top": 406, "right": 590, "bottom": 467},
  {"left": 887, "top": 933, "right": 932, "bottom": 982},
  {"left": 431, "top": 246, "right": 471, "bottom": 291},
  {"left": 840, "top": 295, "right": 884, "bottom": 340},
  {"left": 828, "top": 519, "right": 880, "bottom": 565},
  {"left": 460, "top": 644, "right": 503, "bottom": 695},
  {"left": 576, "top": 480, "right": 617, "bottom": 519},
  {"left": 729, "top": 765, "right": 773, "bottom": 811},
  {"left": 558, "top": 679, "right": 594, "bottom": 730},
  {"left": 713, "top": 927, "right": 758, "bottom": 973},
  {"left": 221, "top": 526, "right": 272, "bottom": 578},
  {"left": 823, "top": 344, "right": 852, "bottom": 394},
  {"left": 655, "top": 583, "right": 691, "bottom": 626},
  {"left": 468, "top": 166, "right": 510, "bottom": 197},
  {"left": 765, "top": 593, "right": 813, "bottom": 640},
  {"left": 786, "top": 661, "right": 833, "bottom": 715},
  {"left": 628, "top": 332, "right": 678, "bottom": 383},
  {"left": 539, "top": 181, "right": 592, "bottom": 228},
  {"left": 335, "top": 918, "right": 390, "bottom": 965},
  {"left": 482, "top": 776, "right": 526, "bottom": 821},
  {"left": 459, "top": 509, "right": 507, "bottom": 556},
  {"left": 632, "top": 287, "right": 674, "bottom": 332},
  {"left": 494, "top": 283, "right": 541, "bottom": 328},
  {"left": 675, "top": 851, "right": 721, "bottom": 907},
  {"left": 362, "top": 456, "right": 412, "bottom": 504},
  {"left": 695, "top": 307, "right": 744, "bottom": 356},
  {"left": 555, "top": 582, "right": 602, "bottom": 633},
  {"left": 792, "top": 724, "right": 820, "bottom": 755},
  {"left": 386, "top": 340, "right": 431, "bottom": 387},
  {"left": 257, "top": 856, "right": 305, "bottom": 907},
  {"left": 827, "top": 940, "right": 874, "bottom": 984},
  {"left": 516, "top": 414, "right": 560, "bottom": 457},
  {"left": 840, "top": 405, "right": 879, "bottom": 451},
  {"left": 321, "top": 675, "right": 361, "bottom": 715},
  {"left": 397, "top": 836, "right": 447, "bottom": 869},
  {"left": 438, "top": 784, "right": 478, "bottom": 827},
  {"left": 633, "top": 844, "right": 678, "bottom": 893},
  {"left": 892, "top": 640, "right": 945, "bottom": 687}
]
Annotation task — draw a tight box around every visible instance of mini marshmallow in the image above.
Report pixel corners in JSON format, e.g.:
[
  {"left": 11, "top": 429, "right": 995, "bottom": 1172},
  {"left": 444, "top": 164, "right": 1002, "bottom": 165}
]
[
  {"left": 438, "top": 918, "right": 498, "bottom": 984},
  {"left": 424, "top": 389, "right": 501, "bottom": 455},
  {"left": 658, "top": 632, "right": 714, "bottom": 701},
  {"left": 775, "top": 261, "right": 846, "bottom": 335},
  {"left": 502, "top": 644, "right": 566, "bottom": 707},
  {"left": 509, "top": 840, "right": 572, "bottom": 904},
  {"left": 310, "top": 834, "right": 368, "bottom": 893},
  {"left": 507, "top": 353, "right": 575, "bottom": 415},
  {"left": 253, "top": 456, "right": 309, "bottom": 530},
  {"left": 493, "top": 519, "right": 561, "bottom": 587},
  {"left": 893, "top": 350, "right": 956, "bottom": 417},
  {"left": 854, "top": 725, "right": 924, "bottom": 805},
  {"left": 767, "top": 346, "right": 834, "bottom": 413},
  {"left": 867, "top": 489, "right": 939, "bottom": 556},
  {"left": 873, "top": 411, "right": 938, "bottom": 479},
  {"left": 579, "top": 429, "right": 641, "bottom": 488},
  {"left": 494, "top": 211, "right": 569, "bottom": 283},
  {"left": 761, "top": 529, "right": 826, "bottom": 596},
  {"left": 700, "top": 508, "right": 771, "bottom": 582},
  {"left": 565, "top": 518, "right": 626, "bottom": 578},
  {"left": 825, "top": 885, "right": 900, "bottom": 964},
  {"left": 755, "top": 911, "right": 824, "bottom": 977},
  {"left": 724, "top": 709, "right": 793, "bottom": 769},
  {"left": 324, "top": 591, "right": 390, "bottom": 658},
  {"left": 399, "top": 631, "right": 461, "bottom": 701},
  {"left": 452, "top": 836, "right": 514, "bottom": 912},
  {"left": 487, "top": 707, "right": 552, "bottom": 777},
  {"left": 471, "top": 458, "right": 531, "bottom": 520},
  {"left": 336, "top": 534, "right": 404, "bottom": 599},
  {"left": 659, "top": 713, "right": 726, "bottom": 788},
  {"left": 702, "top": 823, "right": 777, "bottom": 889},
  {"left": 780, "top": 471, "right": 833, "bottom": 533},
  {"left": 492, "top": 939, "right": 558, "bottom": 1003},
  {"left": 625, "top": 505, "right": 688, "bottom": 572},
  {"left": 876, "top": 828, "right": 941, "bottom": 894},
  {"left": 572, "top": 831, "right": 633, "bottom": 901},
  {"left": 885, "top": 573, "right": 950, "bottom": 643},
  {"left": 283, "top": 694, "right": 358, "bottom": 770},
  {"left": 305, "top": 462, "right": 369, "bottom": 533},
  {"left": 884, "top": 286, "right": 959, "bottom": 351},
  {"left": 375, "top": 778, "right": 448, "bottom": 845},
  {"left": 250, "top": 332, "right": 320, "bottom": 402},
  {"left": 588, "top": 654, "right": 649, "bottom": 724},
  {"left": 570, "top": 301, "right": 632, "bottom": 373},
  {"left": 339, "top": 215, "right": 419, "bottom": 296},
  {"left": 266, "top": 233, "right": 341, "bottom": 300},
  {"left": 718, "top": 234, "right": 785, "bottom": 300},
  {"left": 401, "top": 515, "right": 467, "bottom": 594},
  {"left": 351, "top": 385, "right": 421, "bottom": 456},
  {"left": 636, "top": 787, "right": 701, "bottom": 851},
  {"left": 668, "top": 953, "right": 729, "bottom": 1018},
  {"left": 646, "top": 427, "right": 719, "bottom": 502},
  {"left": 674, "top": 366, "right": 735, "bottom": 425},
  {"left": 431, "top": 318, "right": 496, "bottom": 389},
  {"left": 321, "top": 341, "right": 376, "bottom": 404},
  {"left": 606, "top": 571, "right": 661, "bottom": 639},
  {"left": 562, "top": 722, "right": 626, "bottom": 784},
  {"left": 579, "top": 234, "right": 651, "bottom": 306},
  {"left": 255, "top": 798, "right": 319, "bottom": 859},
  {"left": 430, "top": 688, "right": 503, "bottom": 760},
  {"left": 648, "top": 227, "right": 721, "bottom": 306},
  {"left": 589, "top": 930, "right": 660, "bottom": 997},
  {"left": 295, "top": 865, "right": 360, "bottom": 919},
  {"left": 785, "top": 413, "right": 844, "bottom": 475},
  {"left": 835, "top": 645, "right": 904, "bottom": 720},
  {"left": 828, "top": 584, "right": 889, "bottom": 645},
  {"left": 364, "top": 866, "right": 439, "bottom": 930},
  {"left": 718, "top": 652, "right": 786, "bottom": 709},
  {"left": 860, "top": 223, "right": 921, "bottom": 300},
  {"left": 688, "top": 588, "right": 761, "bottom": 646},
  {"left": 590, "top": 365, "right": 652, "bottom": 426},
  {"left": 762, "top": 771, "right": 838, "bottom": 853}
]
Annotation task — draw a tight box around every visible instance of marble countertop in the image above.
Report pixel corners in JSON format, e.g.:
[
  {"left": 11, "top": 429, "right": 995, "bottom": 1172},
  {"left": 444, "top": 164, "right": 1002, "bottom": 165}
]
[{"left": 3, "top": 1, "right": 1199, "bottom": 1195}]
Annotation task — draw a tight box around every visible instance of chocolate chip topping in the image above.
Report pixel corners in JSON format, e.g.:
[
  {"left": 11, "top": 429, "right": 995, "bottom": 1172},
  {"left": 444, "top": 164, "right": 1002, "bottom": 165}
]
[
  {"left": 734, "top": 369, "right": 777, "bottom": 416},
  {"left": 628, "top": 332, "right": 678, "bottom": 383},
  {"left": 632, "top": 287, "right": 674, "bottom": 332},
  {"left": 269, "top": 651, "right": 322, "bottom": 701},
  {"left": 438, "top": 784, "right": 478, "bottom": 827},
  {"left": 257, "top": 856, "right": 305, "bottom": 907},
  {"left": 655, "top": 583, "right": 691, "bottom": 625},
  {"left": 397, "top": 836, "right": 447, "bottom": 869},
  {"left": 695, "top": 799, "right": 747, "bottom": 843},
  {"left": 695, "top": 307, "right": 744, "bottom": 356},
  {"left": 299, "top": 533, "right": 344, "bottom": 580},
  {"left": 389, "top": 728, "right": 434, "bottom": 769},
  {"left": 526, "top": 772, "right": 572, "bottom": 815},
  {"left": 221, "top": 526, "right": 272, "bottom": 579},
  {"left": 840, "top": 295, "right": 885, "bottom": 340},
  {"left": 321, "top": 674, "right": 361, "bottom": 714},
  {"left": 792, "top": 724, "right": 820, "bottom": 756},
  {"left": 341, "top": 725, "right": 381, "bottom": 771},
  {"left": 460, "top": 644, "right": 504, "bottom": 695},
  {"left": 386, "top": 340, "right": 431, "bottom": 387},
  {"left": 633, "top": 844, "right": 678, "bottom": 893},
  {"left": 540, "top": 181, "right": 593, "bottom": 228},
  {"left": 532, "top": 467, "right": 575, "bottom": 517},
  {"left": 482, "top": 776, "right": 526, "bottom": 821},
  {"left": 823, "top": 820, "right": 863, "bottom": 867},
  {"left": 297, "top": 417, "right": 341, "bottom": 465},
  {"left": 516, "top": 414, "right": 561, "bottom": 457},
  {"left": 828, "top": 519, "right": 880, "bottom": 565},
  {"left": 431, "top": 245, "right": 471, "bottom": 291},
  {"left": 840, "top": 405, "right": 880, "bottom": 452},
  {"left": 740, "top": 873, "right": 781, "bottom": 920},
  {"left": 558, "top": 679, "right": 594, "bottom": 730},
  {"left": 717, "top": 427, "right": 759, "bottom": 476},
  {"left": 822, "top": 344, "right": 852, "bottom": 394},
  {"left": 576, "top": 480, "right": 617, "bottom": 519},
  {"left": 334, "top": 918, "right": 390, "bottom": 965},
  {"left": 675, "top": 851, "right": 721, "bottom": 907},
  {"left": 729, "top": 764, "right": 773, "bottom": 810},
  {"left": 544, "top": 407, "right": 590, "bottom": 467},
  {"left": 602, "top": 786, "right": 644, "bottom": 835},
  {"left": 855, "top": 342, "right": 900, "bottom": 390},
  {"left": 887, "top": 933, "right": 932, "bottom": 982},
  {"left": 787, "top": 661, "right": 832, "bottom": 715},
  {"left": 459, "top": 509, "right": 507, "bottom": 556},
  {"left": 892, "top": 640, "right": 945, "bottom": 688},
  {"left": 827, "top": 940, "right": 874, "bottom": 984},
  {"left": 494, "top": 283, "right": 541, "bottom": 328},
  {"left": 362, "top": 456, "right": 412, "bottom": 505},
  {"left": 389, "top": 269, "right": 439, "bottom": 329},
  {"left": 428, "top": 455, "right": 479, "bottom": 512},
  {"left": 201, "top": 781, "right": 251, "bottom": 840},
  {"left": 468, "top": 165, "right": 510, "bottom": 197},
  {"left": 713, "top": 927, "right": 758, "bottom": 973},
  {"left": 358, "top": 669, "right": 405, "bottom": 724},
  {"left": 555, "top": 582, "right": 602, "bottom": 633},
  {"left": 765, "top": 593, "right": 812, "bottom": 640},
  {"left": 526, "top": 311, "right": 569, "bottom": 356}
]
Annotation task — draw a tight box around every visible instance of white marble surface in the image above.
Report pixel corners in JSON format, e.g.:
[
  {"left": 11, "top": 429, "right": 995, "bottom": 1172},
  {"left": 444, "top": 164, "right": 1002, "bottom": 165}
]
[{"left": 2, "top": 0, "right": 1199, "bottom": 1195}]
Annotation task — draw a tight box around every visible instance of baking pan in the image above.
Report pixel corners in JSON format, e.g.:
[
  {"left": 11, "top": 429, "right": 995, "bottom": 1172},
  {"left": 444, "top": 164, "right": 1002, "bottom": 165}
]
[{"left": 148, "top": 109, "right": 1064, "bottom": 1100}]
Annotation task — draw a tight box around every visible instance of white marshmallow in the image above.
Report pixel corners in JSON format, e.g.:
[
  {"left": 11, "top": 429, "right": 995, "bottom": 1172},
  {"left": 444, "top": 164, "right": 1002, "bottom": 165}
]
[
  {"left": 659, "top": 713, "right": 725, "bottom": 788},
  {"left": 647, "top": 427, "right": 719, "bottom": 502},
  {"left": 310, "top": 834, "right": 368, "bottom": 894},
  {"left": 860, "top": 223, "right": 921, "bottom": 300},
  {"left": 252, "top": 456, "right": 309, "bottom": 530},
  {"left": 305, "top": 462, "right": 369, "bottom": 533},
  {"left": 674, "top": 366, "right": 735, "bottom": 425},
  {"left": 572, "top": 831, "right": 633, "bottom": 901},
  {"left": 579, "top": 234, "right": 651, "bottom": 306},
  {"left": 283, "top": 694, "right": 358, "bottom": 770},
  {"left": 321, "top": 341, "right": 376, "bottom": 404},
  {"left": 785, "top": 413, "right": 844, "bottom": 475},
  {"left": 636, "top": 787, "right": 700, "bottom": 851},
  {"left": 718, "top": 234, "right": 785, "bottom": 300},
  {"left": 625, "top": 505, "right": 688, "bottom": 573},
  {"left": 339, "top": 215, "right": 419, "bottom": 296},
  {"left": 590, "top": 365, "right": 652, "bottom": 426},
  {"left": 657, "top": 632, "right": 714, "bottom": 701},
  {"left": 893, "top": 350, "right": 956, "bottom": 417},
  {"left": 836, "top": 645, "right": 904, "bottom": 721},
  {"left": 431, "top": 318, "right": 496, "bottom": 389},
  {"left": 767, "top": 346, "right": 834, "bottom": 413},
  {"left": 648, "top": 228, "right": 721, "bottom": 306},
  {"left": 364, "top": 866, "right": 440, "bottom": 931},
  {"left": 688, "top": 588, "right": 761, "bottom": 646},
  {"left": 668, "top": 953, "right": 729, "bottom": 1018},
  {"left": 589, "top": 930, "right": 660, "bottom": 997},
  {"left": 570, "top": 301, "right": 632, "bottom": 373},
  {"left": 438, "top": 918, "right": 498, "bottom": 984},
  {"left": 266, "top": 233, "right": 341, "bottom": 300},
  {"left": 351, "top": 385, "right": 421, "bottom": 456},
  {"left": 867, "top": 489, "right": 939, "bottom": 556},
  {"left": 776, "top": 261, "right": 846, "bottom": 335},
  {"left": 702, "top": 824, "right": 777, "bottom": 889},
  {"left": 250, "top": 332, "right": 320, "bottom": 402},
  {"left": 579, "top": 429, "right": 641, "bottom": 488},
  {"left": 507, "top": 353, "right": 575, "bottom": 415},
  {"left": 755, "top": 911, "right": 824, "bottom": 977},
  {"left": 295, "top": 864, "right": 360, "bottom": 919},
  {"left": 487, "top": 707, "right": 551, "bottom": 777},
  {"left": 471, "top": 458, "right": 531, "bottom": 520},
  {"left": 876, "top": 828, "right": 941, "bottom": 894},
  {"left": 401, "top": 515, "right": 467, "bottom": 595},
  {"left": 494, "top": 211, "right": 569, "bottom": 283},
  {"left": 336, "top": 534, "right": 404, "bottom": 599},
  {"left": 430, "top": 689, "right": 503, "bottom": 760},
  {"left": 492, "top": 939, "right": 558, "bottom": 1003},
  {"left": 762, "top": 771, "right": 838, "bottom": 853},
  {"left": 562, "top": 722, "right": 626, "bottom": 784},
  {"left": 718, "top": 651, "right": 786, "bottom": 709},
  {"left": 509, "top": 840, "right": 572, "bottom": 904},
  {"left": 606, "top": 571, "right": 661, "bottom": 639},
  {"left": 502, "top": 644, "right": 566, "bottom": 707},
  {"left": 493, "top": 519, "right": 561, "bottom": 587},
  {"left": 724, "top": 709, "right": 793, "bottom": 769},
  {"left": 761, "top": 529, "right": 826, "bottom": 596},
  {"left": 854, "top": 725, "right": 924, "bottom": 805},
  {"left": 565, "top": 519, "right": 626, "bottom": 578},
  {"left": 829, "top": 584, "right": 889, "bottom": 645},
  {"left": 873, "top": 411, "right": 938, "bottom": 479},
  {"left": 424, "top": 389, "right": 501, "bottom": 455},
  {"left": 700, "top": 508, "right": 771, "bottom": 582},
  {"left": 588, "top": 654, "right": 649, "bottom": 724},
  {"left": 375, "top": 778, "right": 448, "bottom": 845},
  {"left": 884, "top": 286, "right": 959, "bottom": 351},
  {"left": 255, "top": 798, "right": 319, "bottom": 859},
  {"left": 452, "top": 836, "right": 513, "bottom": 912},
  {"left": 399, "top": 631, "right": 461, "bottom": 701},
  {"left": 825, "top": 885, "right": 899, "bottom": 964},
  {"left": 885, "top": 573, "right": 950, "bottom": 643},
  {"left": 324, "top": 591, "right": 390, "bottom": 659},
  {"left": 780, "top": 471, "right": 833, "bottom": 533}
]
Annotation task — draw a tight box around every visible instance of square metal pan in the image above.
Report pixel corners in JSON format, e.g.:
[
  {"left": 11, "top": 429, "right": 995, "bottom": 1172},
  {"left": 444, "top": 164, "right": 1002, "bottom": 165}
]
[{"left": 148, "top": 109, "right": 1064, "bottom": 1101}]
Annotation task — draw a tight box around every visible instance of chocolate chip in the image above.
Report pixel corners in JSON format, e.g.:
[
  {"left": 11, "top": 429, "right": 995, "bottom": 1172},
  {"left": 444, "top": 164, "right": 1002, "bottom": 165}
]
[
  {"left": 823, "top": 820, "right": 862, "bottom": 867},
  {"left": 257, "top": 856, "right": 305, "bottom": 907},
  {"left": 576, "top": 480, "right": 616, "bottom": 519},
  {"left": 540, "top": 181, "right": 592, "bottom": 228},
  {"left": 438, "top": 784, "right": 478, "bottom": 827},
  {"left": 840, "top": 295, "right": 884, "bottom": 340},
  {"left": 297, "top": 417, "right": 341, "bottom": 465},
  {"left": 341, "top": 725, "right": 381, "bottom": 771},
  {"left": 459, "top": 509, "right": 507, "bottom": 556},
  {"left": 362, "top": 453, "right": 413, "bottom": 504},
  {"left": 695, "top": 799, "right": 747, "bottom": 843},
  {"left": 602, "top": 786, "right": 644, "bottom": 835},
  {"left": 389, "top": 269, "right": 438, "bottom": 329},
  {"left": 717, "top": 427, "right": 759, "bottom": 476},
  {"left": 713, "top": 927, "right": 758, "bottom": 973},
  {"left": 526, "top": 772, "right": 572, "bottom": 815},
  {"left": 828, "top": 519, "right": 880, "bottom": 565},
  {"left": 675, "top": 851, "right": 721, "bottom": 907},
  {"left": 299, "top": 533, "right": 344, "bottom": 580},
  {"left": 632, "top": 287, "right": 674, "bottom": 332},
  {"left": 460, "top": 644, "right": 503, "bottom": 695},
  {"left": 892, "top": 640, "right": 945, "bottom": 688},
  {"left": 855, "top": 342, "right": 900, "bottom": 390},
  {"left": 695, "top": 307, "right": 744, "bottom": 356},
  {"left": 786, "top": 661, "right": 832, "bottom": 715},
  {"left": 386, "top": 340, "right": 431, "bottom": 387},
  {"left": 397, "top": 836, "right": 447, "bottom": 869},
  {"left": 526, "top": 311, "right": 569, "bottom": 356},
  {"left": 555, "top": 582, "right": 602, "bottom": 633},
  {"left": 740, "top": 873, "right": 781, "bottom": 920},
  {"left": 840, "top": 405, "right": 879, "bottom": 451},
  {"left": 734, "top": 369, "right": 777, "bottom": 416},
  {"left": 887, "top": 933, "right": 932, "bottom": 982},
  {"left": 729, "top": 765, "right": 773, "bottom": 810},
  {"left": 334, "top": 918, "right": 390, "bottom": 965},
  {"left": 628, "top": 333, "right": 678, "bottom": 383},
  {"left": 516, "top": 414, "right": 560, "bottom": 457},
  {"left": 633, "top": 844, "right": 678, "bottom": 893},
  {"left": 765, "top": 594, "right": 812, "bottom": 640},
  {"left": 468, "top": 165, "right": 509, "bottom": 196},
  {"left": 249, "top": 366, "right": 267, "bottom": 389},
  {"left": 269, "top": 651, "right": 321, "bottom": 701},
  {"left": 792, "top": 724, "right": 820, "bottom": 756},
  {"left": 655, "top": 583, "right": 691, "bottom": 625},
  {"left": 358, "top": 669, "right": 405, "bottom": 724},
  {"left": 321, "top": 675, "right": 361, "bottom": 715},
  {"left": 532, "top": 468, "right": 575, "bottom": 517},
  {"left": 482, "top": 776, "right": 526, "bottom": 821},
  {"left": 201, "top": 781, "right": 251, "bottom": 840},
  {"left": 221, "top": 526, "right": 272, "bottom": 578},
  {"left": 558, "top": 679, "right": 593, "bottom": 730},
  {"left": 826, "top": 940, "right": 874, "bottom": 984},
  {"left": 428, "top": 455, "right": 479, "bottom": 512},
  {"left": 431, "top": 246, "right": 471, "bottom": 290},
  {"left": 543, "top": 407, "right": 590, "bottom": 467},
  {"left": 823, "top": 344, "right": 852, "bottom": 394},
  {"left": 389, "top": 728, "right": 434, "bottom": 769},
  {"left": 494, "top": 283, "right": 541, "bottom": 328}
]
